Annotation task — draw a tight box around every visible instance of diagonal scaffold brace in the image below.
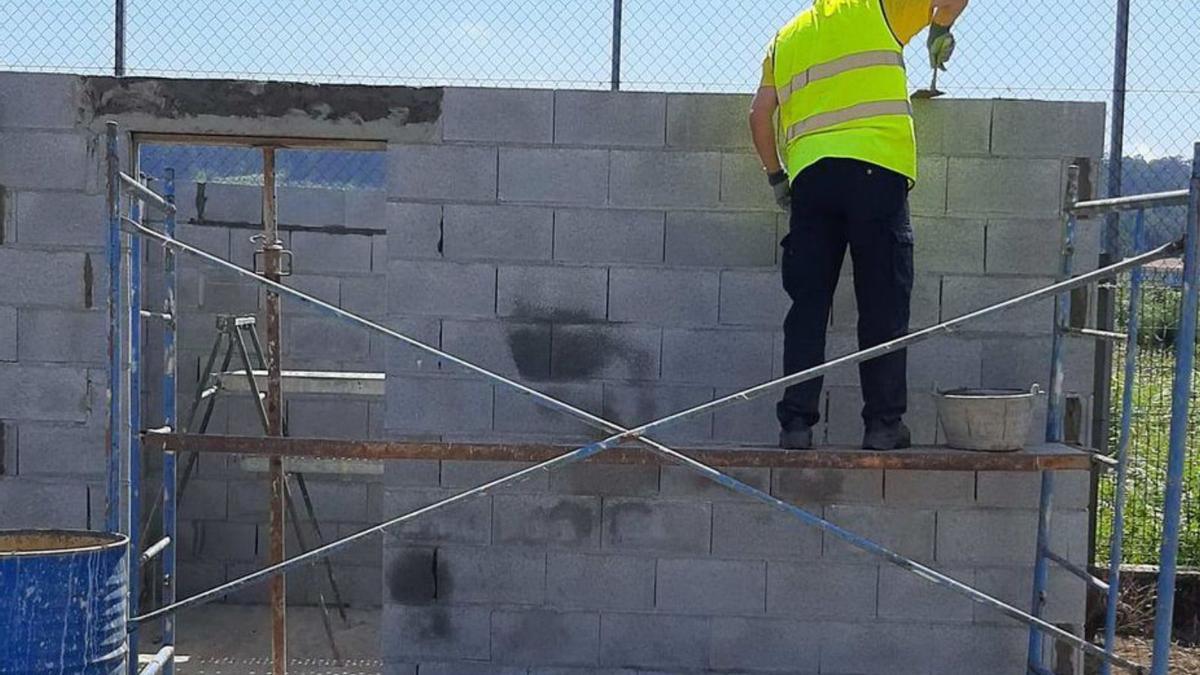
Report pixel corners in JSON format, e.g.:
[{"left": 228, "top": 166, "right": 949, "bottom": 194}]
[{"left": 124, "top": 214, "right": 1179, "bottom": 674}]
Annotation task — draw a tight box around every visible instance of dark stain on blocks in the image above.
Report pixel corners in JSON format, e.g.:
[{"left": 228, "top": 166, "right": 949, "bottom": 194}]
[
  {"left": 83, "top": 253, "right": 94, "bottom": 309},
  {"left": 505, "top": 302, "right": 654, "bottom": 384},
  {"left": 83, "top": 77, "right": 443, "bottom": 126},
  {"left": 774, "top": 469, "right": 846, "bottom": 503},
  {"left": 604, "top": 500, "right": 652, "bottom": 545},
  {"left": 386, "top": 547, "right": 442, "bottom": 604},
  {"left": 547, "top": 499, "right": 597, "bottom": 541}
]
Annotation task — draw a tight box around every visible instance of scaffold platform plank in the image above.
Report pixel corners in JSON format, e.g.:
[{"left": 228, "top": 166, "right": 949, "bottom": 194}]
[{"left": 144, "top": 434, "right": 1096, "bottom": 471}]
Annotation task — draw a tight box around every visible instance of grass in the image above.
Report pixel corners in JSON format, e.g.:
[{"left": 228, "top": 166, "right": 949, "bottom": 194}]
[{"left": 1096, "top": 279, "right": 1200, "bottom": 566}]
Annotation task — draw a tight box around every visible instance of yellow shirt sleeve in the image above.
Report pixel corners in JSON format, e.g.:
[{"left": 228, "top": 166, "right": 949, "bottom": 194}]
[
  {"left": 760, "top": 43, "right": 775, "bottom": 89},
  {"left": 882, "top": 0, "right": 933, "bottom": 45}
]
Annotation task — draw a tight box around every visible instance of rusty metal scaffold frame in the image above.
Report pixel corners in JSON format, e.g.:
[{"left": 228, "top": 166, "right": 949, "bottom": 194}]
[{"left": 108, "top": 119, "right": 1200, "bottom": 675}]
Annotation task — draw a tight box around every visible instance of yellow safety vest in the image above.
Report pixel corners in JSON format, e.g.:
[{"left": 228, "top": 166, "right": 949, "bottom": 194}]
[{"left": 773, "top": 0, "right": 917, "bottom": 183}]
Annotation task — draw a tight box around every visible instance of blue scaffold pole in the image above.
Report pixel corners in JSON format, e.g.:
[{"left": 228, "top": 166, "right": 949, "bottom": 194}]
[
  {"left": 127, "top": 193, "right": 142, "bottom": 675},
  {"left": 161, "top": 169, "right": 178, "bottom": 675},
  {"left": 105, "top": 122, "right": 122, "bottom": 534},
  {"left": 1102, "top": 207, "right": 1147, "bottom": 675},
  {"left": 1149, "top": 143, "right": 1200, "bottom": 675}
]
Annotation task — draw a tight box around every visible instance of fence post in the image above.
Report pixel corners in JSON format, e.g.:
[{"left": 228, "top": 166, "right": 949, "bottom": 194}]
[
  {"left": 611, "top": 0, "right": 623, "bottom": 90},
  {"left": 114, "top": 0, "right": 126, "bottom": 75}
]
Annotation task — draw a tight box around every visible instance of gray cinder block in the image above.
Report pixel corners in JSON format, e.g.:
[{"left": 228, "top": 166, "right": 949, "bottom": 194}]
[
  {"left": 0, "top": 249, "right": 90, "bottom": 308},
  {"left": 973, "top": 566, "right": 1086, "bottom": 625},
  {"left": 346, "top": 190, "right": 386, "bottom": 228},
  {"left": 910, "top": 155, "right": 948, "bottom": 216},
  {"left": 385, "top": 377, "right": 493, "bottom": 433},
  {"left": 877, "top": 564, "right": 976, "bottom": 622},
  {"left": 817, "top": 621, "right": 934, "bottom": 675},
  {"left": 991, "top": 100, "right": 1106, "bottom": 159},
  {"left": 609, "top": 151, "right": 721, "bottom": 208},
  {"left": 767, "top": 561, "right": 878, "bottom": 620},
  {"left": 546, "top": 552, "right": 656, "bottom": 611},
  {"left": 718, "top": 270, "right": 789, "bottom": 327},
  {"left": 929, "top": 626, "right": 1027, "bottom": 675},
  {"left": 13, "top": 191, "right": 106, "bottom": 248},
  {"left": 823, "top": 504, "right": 936, "bottom": 562},
  {"left": 442, "top": 204, "right": 554, "bottom": 262},
  {"left": 666, "top": 94, "right": 754, "bottom": 149},
  {"left": 553, "top": 209, "right": 665, "bottom": 265},
  {"left": 177, "top": 479, "right": 229, "bottom": 520},
  {"left": 711, "top": 501, "right": 823, "bottom": 559},
  {"left": 0, "top": 364, "right": 89, "bottom": 422},
  {"left": 16, "top": 309, "right": 105, "bottom": 364},
  {"left": 985, "top": 218, "right": 1064, "bottom": 276},
  {"left": 660, "top": 466, "right": 770, "bottom": 501},
  {"left": 550, "top": 464, "right": 660, "bottom": 498},
  {"left": 709, "top": 616, "right": 821, "bottom": 673},
  {"left": 550, "top": 323, "right": 661, "bottom": 381},
  {"left": 492, "top": 609, "right": 600, "bottom": 666},
  {"left": 386, "top": 203, "right": 443, "bottom": 260},
  {"left": 381, "top": 605, "right": 491, "bottom": 662},
  {"left": 0, "top": 72, "right": 82, "bottom": 129},
  {"left": 442, "top": 319, "right": 551, "bottom": 380},
  {"left": 719, "top": 153, "right": 777, "bottom": 209},
  {"left": 493, "top": 381, "right": 603, "bottom": 437},
  {"left": 554, "top": 91, "right": 666, "bottom": 148},
  {"left": 912, "top": 99, "right": 994, "bottom": 157},
  {"left": 947, "top": 157, "right": 1065, "bottom": 218},
  {"left": 711, "top": 394, "right": 778, "bottom": 445},
  {"left": 602, "top": 497, "right": 711, "bottom": 555},
  {"left": 940, "top": 275, "right": 1055, "bottom": 333},
  {"left": 383, "top": 318, "right": 443, "bottom": 374},
  {"left": 664, "top": 211, "right": 777, "bottom": 267},
  {"left": 936, "top": 509, "right": 1038, "bottom": 564},
  {"left": 278, "top": 187, "right": 347, "bottom": 227},
  {"left": 440, "top": 460, "right": 550, "bottom": 493},
  {"left": 0, "top": 131, "right": 88, "bottom": 190},
  {"left": 598, "top": 613, "right": 710, "bottom": 670},
  {"left": 388, "top": 145, "right": 498, "bottom": 202},
  {"left": 492, "top": 493, "right": 602, "bottom": 549},
  {"left": 0, "top": 306, "right": 14, "bottom": 362},
  {"left": 382, "top": 487, "right": 492, "bottom": 545},
  {"left": 387, "top": 260, "right": 496, "bottom": 318},
  {"left": 499, "top": 148, "right": 609, "bottom": 206},
  {"left": 608, "top": 267, "right": 719, "bottom": 326},
  {"left": 16, "top": 423, "right": 105, "bottom": 477},
  {"left": 496, "top": 265, "right": 608, "bottom": 322},
  {"left": 340, "top": 274, "right": 388, "bottom": 319},
  {"left": 601, "top": 383, "right": 715, "bottom": 443},
  {"left": 286, "top": 315, "right": 369, "bottom": 363},
  {"left": 0, "top": 478, "right": 87, "bottom": 529},
  {"left": 655, "top": 557, "right": 766, "bottom": 615},
  {"left": 661, "top": 328, "right": 774, "bottom": 388},
  {"left": 290, "top": 230, "right": 373, "bottom": 275},
  {"left": 436, "top": 545, "right": 546, "bottom": 604},
  {"left": 913, "top": 217, "right": 986, "bottom": 274},
  {"left": 976, "top": 469, "right": 1090, "bottom": 510},
  {"left": 772, "top": 468, "right": 884, "bottom": 505},
  {"left": 884, "top": 470, "right": 976, "bottom": 506},
  {"left": 443, "top": 88, "right": 554, "bottom": 143}
]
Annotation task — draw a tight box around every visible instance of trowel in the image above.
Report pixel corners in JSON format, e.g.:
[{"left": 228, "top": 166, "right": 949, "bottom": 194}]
[{"left": 912, "top": 69, "right": 944, "bottom": 99}]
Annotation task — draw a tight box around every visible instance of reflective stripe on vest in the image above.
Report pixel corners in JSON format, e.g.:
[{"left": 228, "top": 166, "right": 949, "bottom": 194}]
[
  {"left": 785, "top": 99, "right": 913, "bottom": 142},
  {"left": 777, "top": 50, "right": 906, "bottom": 105}
]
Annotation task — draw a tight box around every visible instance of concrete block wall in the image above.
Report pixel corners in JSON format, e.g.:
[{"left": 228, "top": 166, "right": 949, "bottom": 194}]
[
  {"left": 381, "top": 463, "right": 1092, "bottom": 674},
  {"left": 384, "top": 92, "right": 1105, "bottom": 449},
  {"left": 379, "top": 90, "right": 1106, "bottom": 673}
]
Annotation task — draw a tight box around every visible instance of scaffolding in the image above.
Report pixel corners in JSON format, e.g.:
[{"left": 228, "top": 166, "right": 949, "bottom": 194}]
[{"left": 106, "top": 118, "right": 1200, "bottom": 675}]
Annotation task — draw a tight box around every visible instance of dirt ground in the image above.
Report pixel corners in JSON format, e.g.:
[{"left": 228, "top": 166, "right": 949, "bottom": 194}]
[{"left": 151, "top": 604, "right": 1200, "bottom": 674}]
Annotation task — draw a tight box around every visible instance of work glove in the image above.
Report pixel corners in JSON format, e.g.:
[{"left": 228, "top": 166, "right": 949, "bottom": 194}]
[
  {"left": 767, "top": 170, "right": 791, "bottom": 211},
  {"left": 927, "top": 23, "right": 956, "bottom": 71}
]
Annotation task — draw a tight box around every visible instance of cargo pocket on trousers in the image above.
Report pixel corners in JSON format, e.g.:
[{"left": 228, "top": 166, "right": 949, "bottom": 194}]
[{"left": 893, "top": 227, "right": 915, "bottom": 293}]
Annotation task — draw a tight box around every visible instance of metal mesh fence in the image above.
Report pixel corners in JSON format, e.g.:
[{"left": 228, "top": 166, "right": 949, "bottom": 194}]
[
  {"left": 5, "top": 0, "right": 1200, "bottom": 565},
  {"left": 1097, "top": 263, "right": 1200, "bottom": 566}
]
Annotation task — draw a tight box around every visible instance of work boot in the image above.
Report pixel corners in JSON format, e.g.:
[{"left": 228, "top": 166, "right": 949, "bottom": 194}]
[
  {"left": 779, "top": 421, "right": 814, "bottom": 450},
  {"left": 863, "top": 420, "right": 912, "bottom": 451}
]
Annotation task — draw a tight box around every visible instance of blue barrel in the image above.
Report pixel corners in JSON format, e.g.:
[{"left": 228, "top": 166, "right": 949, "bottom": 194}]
[{"left": 0, "top": 530, "right": 128, "bottom": 674}]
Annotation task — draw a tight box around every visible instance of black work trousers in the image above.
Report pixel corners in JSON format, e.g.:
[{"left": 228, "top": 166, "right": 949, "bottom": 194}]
[{"left": 776, "top": 157, "right": 914, "bottom": 429}]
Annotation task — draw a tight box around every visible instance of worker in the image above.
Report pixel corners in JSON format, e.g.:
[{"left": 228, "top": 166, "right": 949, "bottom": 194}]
[{"left": 749, "top": 0, "right": 969, "bottom": 450}]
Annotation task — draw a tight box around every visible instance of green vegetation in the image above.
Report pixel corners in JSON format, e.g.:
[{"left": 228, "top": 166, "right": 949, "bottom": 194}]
[{"left": 1096, "top": 281, "right": 1200, "bottom": 566}]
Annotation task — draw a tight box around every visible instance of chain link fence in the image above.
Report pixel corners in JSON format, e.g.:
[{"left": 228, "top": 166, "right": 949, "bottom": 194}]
[{"left": 4, "top": 0, "right": 1200, "bottom": 565}]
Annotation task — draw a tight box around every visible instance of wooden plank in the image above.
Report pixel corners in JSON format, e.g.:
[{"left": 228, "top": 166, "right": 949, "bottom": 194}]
[{"left": 143, "top": 434, "right": 1096, "bottom": 472}]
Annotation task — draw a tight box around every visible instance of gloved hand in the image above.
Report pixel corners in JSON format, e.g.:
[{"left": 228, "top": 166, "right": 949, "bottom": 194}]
[
  {"left": 767, "top": 170, "right": 791, "bottom": 211},
  {"left": 927, "top": 23, "right": 956, "bottom": 71}
]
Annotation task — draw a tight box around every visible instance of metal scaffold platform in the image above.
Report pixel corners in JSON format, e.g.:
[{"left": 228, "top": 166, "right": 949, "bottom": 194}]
[{"left": 105, "top": 119, "right": 1200, "bottom": 675}]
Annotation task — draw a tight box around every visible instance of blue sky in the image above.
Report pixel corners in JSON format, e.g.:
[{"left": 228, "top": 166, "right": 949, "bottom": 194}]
[{"left": 3, "top": 0, "right": 1197, "bottom": 161}]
